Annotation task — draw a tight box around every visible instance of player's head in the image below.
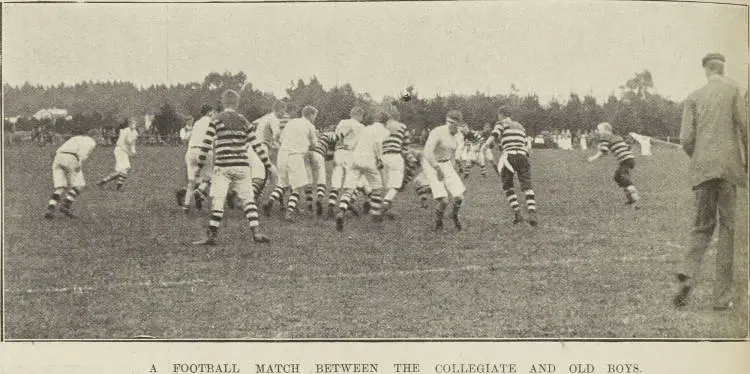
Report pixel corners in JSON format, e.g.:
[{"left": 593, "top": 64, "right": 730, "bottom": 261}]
[
  {"left": 118, "top": 120, "right": 130, "bottom": 130},
  {"left": 446, "top": 110, "right": 463, "bottom": 134},
  {"left": 483, "top": 123, "right": 492, "bottom": 132},
  {"left": 702, "top": 53, "right": 725, "bottom": 77},
  {"left": 497, "top": 106, "right": 512, "bottom": 121},
  {"left": 301, "top": 105, "right": 319, "bottom": 123},
  {"left": 597, "top": 122, "right": 613, "bottom": 135},
  {"left": 199, "top": 103, "right": 214, "bottom": 118},
  {"left": 350, "top": 106, "right": 366, "bottom": 122},
  {"left": 221, "top": 89, "right": 241, "bottom": 110},
  {"left": 373, "top": 108, "right": 390, "bottom": 124},
  {"left": 273, "top": 100, "right": 287, "bottom": 117}
]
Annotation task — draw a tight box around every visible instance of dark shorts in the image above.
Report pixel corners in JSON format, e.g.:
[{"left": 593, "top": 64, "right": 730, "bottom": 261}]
[
  {"left": 501, "top": 153, "right": 532, "bottom": 191},
  {"left": 614, "top": 158, "right": 635, "bottom": 188}
]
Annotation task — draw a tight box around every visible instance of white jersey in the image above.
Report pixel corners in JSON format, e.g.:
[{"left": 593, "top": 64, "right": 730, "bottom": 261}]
[
  {"left": 278, "top": 117, "right": 316, "bottom": 154},
  {"left": 116, "top": 128, "right": 138, "bottom": 155},
  {"left": 425, "top": 124, "right": 462, "bottom": 165},
  {"left": 335, "top": 118, "right": 365, "bottom": 151},
  {"left": 253, "top": 112, "right": 281, "bottom": 149},
  {"left": 57, "top": 135, "right": 97, "bottom": 163},
  {"left": 188, "top": 116, "right": 212, "bottom": 148},
  {"left": 352, "top": 123, "right": 389, "bottom": 162}
]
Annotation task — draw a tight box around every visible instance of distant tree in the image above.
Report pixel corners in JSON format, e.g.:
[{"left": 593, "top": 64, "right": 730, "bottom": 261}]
[{"left": 152, "top": 103, "right": 182, "bottom": 136}]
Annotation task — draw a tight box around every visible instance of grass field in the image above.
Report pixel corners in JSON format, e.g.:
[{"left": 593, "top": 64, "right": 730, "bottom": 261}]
[{"left": 3, "top": 145, "right": 747, "bottom": 339}]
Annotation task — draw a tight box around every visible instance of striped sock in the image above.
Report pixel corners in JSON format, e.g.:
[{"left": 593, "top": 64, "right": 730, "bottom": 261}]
[
  {"left": 252, "top": 179, "right": 265, "bottom": 198},
  {"left": 100, "top": 172, "right": 119, "bottom": 184},
  {"left": 524, "top": 189, "right": 536, "bottom": 212},
  {"left": 480, "top": 164, "right": 486, "bottom": 176},
  {"left": 369, "top": 193, "right": 383, "bottom": 216},
  {"left": 316, "top": 184, "right": 327, "bottom": 201},
  {"left": 505, "top": 189, "right": 520, "bottom": 212},
  {"left": 47, "top": 188, "right": 66, "bottom": 210},
  {"left": 242, "top": 201, "right": 260, "bottom": 228},
  {"left": 268, "top": 186, "right": 284, "bottom": 203},
  {"left": 328, "top": 188, "right": 339, "bottom": 207},
  {"left": 209, "top": 209, "right": 224, "bottom": 230},
  {"left": 338, "top": 191, "right": 352, "bottom": 211},
  {"left": 115, "top": 173, "right": 127, "bottom": 189},
  {"left": 304, "top": 187, "right": 314, "bottom": 207},
  {"left": 61, "top": 187, "right": 80, "bottom": 208},
  {"left": 287, "top": 192, "right": 300, "bottom": 212}
]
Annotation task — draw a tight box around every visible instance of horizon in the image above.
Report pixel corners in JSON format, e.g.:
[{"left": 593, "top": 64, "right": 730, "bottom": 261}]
[{"left": 3, "top": 1, "right": 748, "bottom": 104}]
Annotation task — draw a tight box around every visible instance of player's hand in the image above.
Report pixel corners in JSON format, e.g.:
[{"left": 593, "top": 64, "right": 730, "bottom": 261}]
[{"left": 376, "top": 158, "right": 384, "bottom": 170}]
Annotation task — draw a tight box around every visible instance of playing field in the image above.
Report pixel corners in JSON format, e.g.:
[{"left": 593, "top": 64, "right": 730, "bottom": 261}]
[{"left": 3, "top": 145, "right": 747, "bottom": 339}]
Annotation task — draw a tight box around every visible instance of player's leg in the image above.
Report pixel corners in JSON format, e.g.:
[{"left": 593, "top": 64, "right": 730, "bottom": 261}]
[
  {"left": 414, "top": 172, "right": 432, "bottom": 208},
  {"left": 58, "top": 165, "right": 86, "bottom": 218},
  {"left": 615, "top": 159, "right": 639, "bottom": 206},
  {"left": 441, "top": 162, "right": 466, "bottom": 230},
  {"left": 112, "top": 148, "right": 130, "bottom": 191},
  {"left": 182, "top": 150, "right": 199, "bottom": 211},
  {"left": 284, "top": 154, "right": 308, "bottom": 221},
  {"left": 264, "top": 151, "right": 289, "bottom": 215},
  {"left": 382, "top": 154, "right": 404, "bottom": 216},
  {"left": 362, "top": 166, "right": 385, "bottom": 222},
  {"left": 500, "top": 165, "right": 523, "bottom": 224},
  {"left": 310, "top": 152, "right": 328, "bottom": 216},
  {"left": 45, "top": 156, "right": 69, "bottom": 219},
  {"left": 233, "top": 169, "right": 270, "bottom": 243},
  {"left": 423, "top": 162, "right": 449, "bottom": 230},
  {"left": 193, "top": 168, "right": 230, "bottom": 245},
  {"left": 97, "top": 150, "right": 122, "bottom": 187},
  {"left": 515, "top": 154, "right": 537, "bottom": 226},
  {"left": 329, "top": 150, "right": 349, "bottom": 217}
]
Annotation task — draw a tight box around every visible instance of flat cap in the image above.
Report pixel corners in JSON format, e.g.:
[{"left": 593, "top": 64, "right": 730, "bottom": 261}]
[{"left": 702, "top": 53, "right": 725, "bottom": 67}]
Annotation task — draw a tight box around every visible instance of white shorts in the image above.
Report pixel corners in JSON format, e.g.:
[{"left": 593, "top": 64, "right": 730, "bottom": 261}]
[
  {"left": 52, "top": 153, "right": 85, "bottom": 189},
  {"left": 344, "top": 158, "right": 383, "bottom": 191},
  {"left": 114, "top": 147, "right": 131, "bottom": 173},
  {"left": 309, "top": 152, "right": 328, "bottom": 186},
  {"left": 277, "top": 151, "right": 309, "bottom": 190},
  {"left": 331, "top": 149, "right": 353, "bottom": 189},
  {"left": 422, "top": 160, "right": 465, "bottom": 199},
  {"left": 185, "top": 147, "right": 213, "bottom": 182},
  {"left": 210, "top": 166, "right": 256, "bottom": 209},
  {"left": 382, "top": 153, "right": 405, "bottom": 189},
  {"left": 248, "top": 147, "right": 266, "bottom": 181}
]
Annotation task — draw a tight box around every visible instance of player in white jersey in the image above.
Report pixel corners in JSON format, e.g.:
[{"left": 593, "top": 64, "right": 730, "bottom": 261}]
[
  {"left": 251, "top": 101, "right": 287, "bottom": 193},
  {"left": 327, "top": 106, "right": 366, "bottom": 217},
  {"left": 97, "top": 120, "right": 138, "bottom": 190},
  {"left": 263, "top": 106, "right": 318, "bottom": 222},
  {"left": 44, "top": 127, "right": 97, "bottom": 219},
  {"left": 177, "top": 104, "right": 215, "bottom": 211},
  {"left": 334, "top": 111, "right": 390, "bottom": 231},
  {"left": 423, "top": 110, "right": 466, "bottom": 231}
]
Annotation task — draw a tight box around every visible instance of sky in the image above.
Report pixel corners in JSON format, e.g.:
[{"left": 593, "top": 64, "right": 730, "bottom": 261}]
[{"left": 2, "top": 1, "right": 748, "bottom": 103}]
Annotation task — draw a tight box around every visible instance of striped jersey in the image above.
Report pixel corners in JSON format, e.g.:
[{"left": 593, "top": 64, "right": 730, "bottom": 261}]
[
  {"left": 598, "top": 133, "right": 634, "bottom": 163},
  {"left": 312, "top": 132, "right": 341, "bottom": 161},
  {"left": 198, "top": 109, "right": 272, "bottom": 169},
  {"left": 383, "top": 119, "right": 408, "bottom": 155},
  {"left": 489, "top": 118, "right": 528, "bottom": 155}
]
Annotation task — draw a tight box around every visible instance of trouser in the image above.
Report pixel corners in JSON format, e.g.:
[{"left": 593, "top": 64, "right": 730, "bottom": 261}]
[
  {"left": 681, "top": 178, "right": 736, "bottom": 304},
  {"left": 614, "top": 158, "right": 635, "bottom": 188}
]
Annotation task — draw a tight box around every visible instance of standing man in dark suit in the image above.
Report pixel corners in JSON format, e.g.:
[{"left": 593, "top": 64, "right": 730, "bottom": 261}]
[{"left": 674, "top": 53, "right": 748, "bottom": 310}]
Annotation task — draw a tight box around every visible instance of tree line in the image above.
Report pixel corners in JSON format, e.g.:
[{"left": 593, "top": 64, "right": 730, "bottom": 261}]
[{"left": 4, "top": 70, "right": 723, "bottom": 138}]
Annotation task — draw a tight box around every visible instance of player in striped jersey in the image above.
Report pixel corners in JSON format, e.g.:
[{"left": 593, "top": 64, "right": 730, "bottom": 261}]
[
  {"left": 328, "top": 107, "right": 366, "bottom": 217},
  {"left": 482, "top": 106, "right": 538, "bottom": 226},
  {"left": 192, "top": 90, "right": 276, "bottom": 245},
  {"left": 460, "top": 129, "right": 485, "bottom": 178},
  {"left": 44, "top": 127, "right": 97, "bottom": 219},
  {"left": 588, "top": 122, "right": 640, "bottom": 207},
  {"left": 381, "top": 110, "right": 409, "bottom": 215},
  {"left": 97, "top": 119, "right": 138, "bottom": 190},
  {"left": 309, "top": 129, "right": 340, "bottom": 215}
]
